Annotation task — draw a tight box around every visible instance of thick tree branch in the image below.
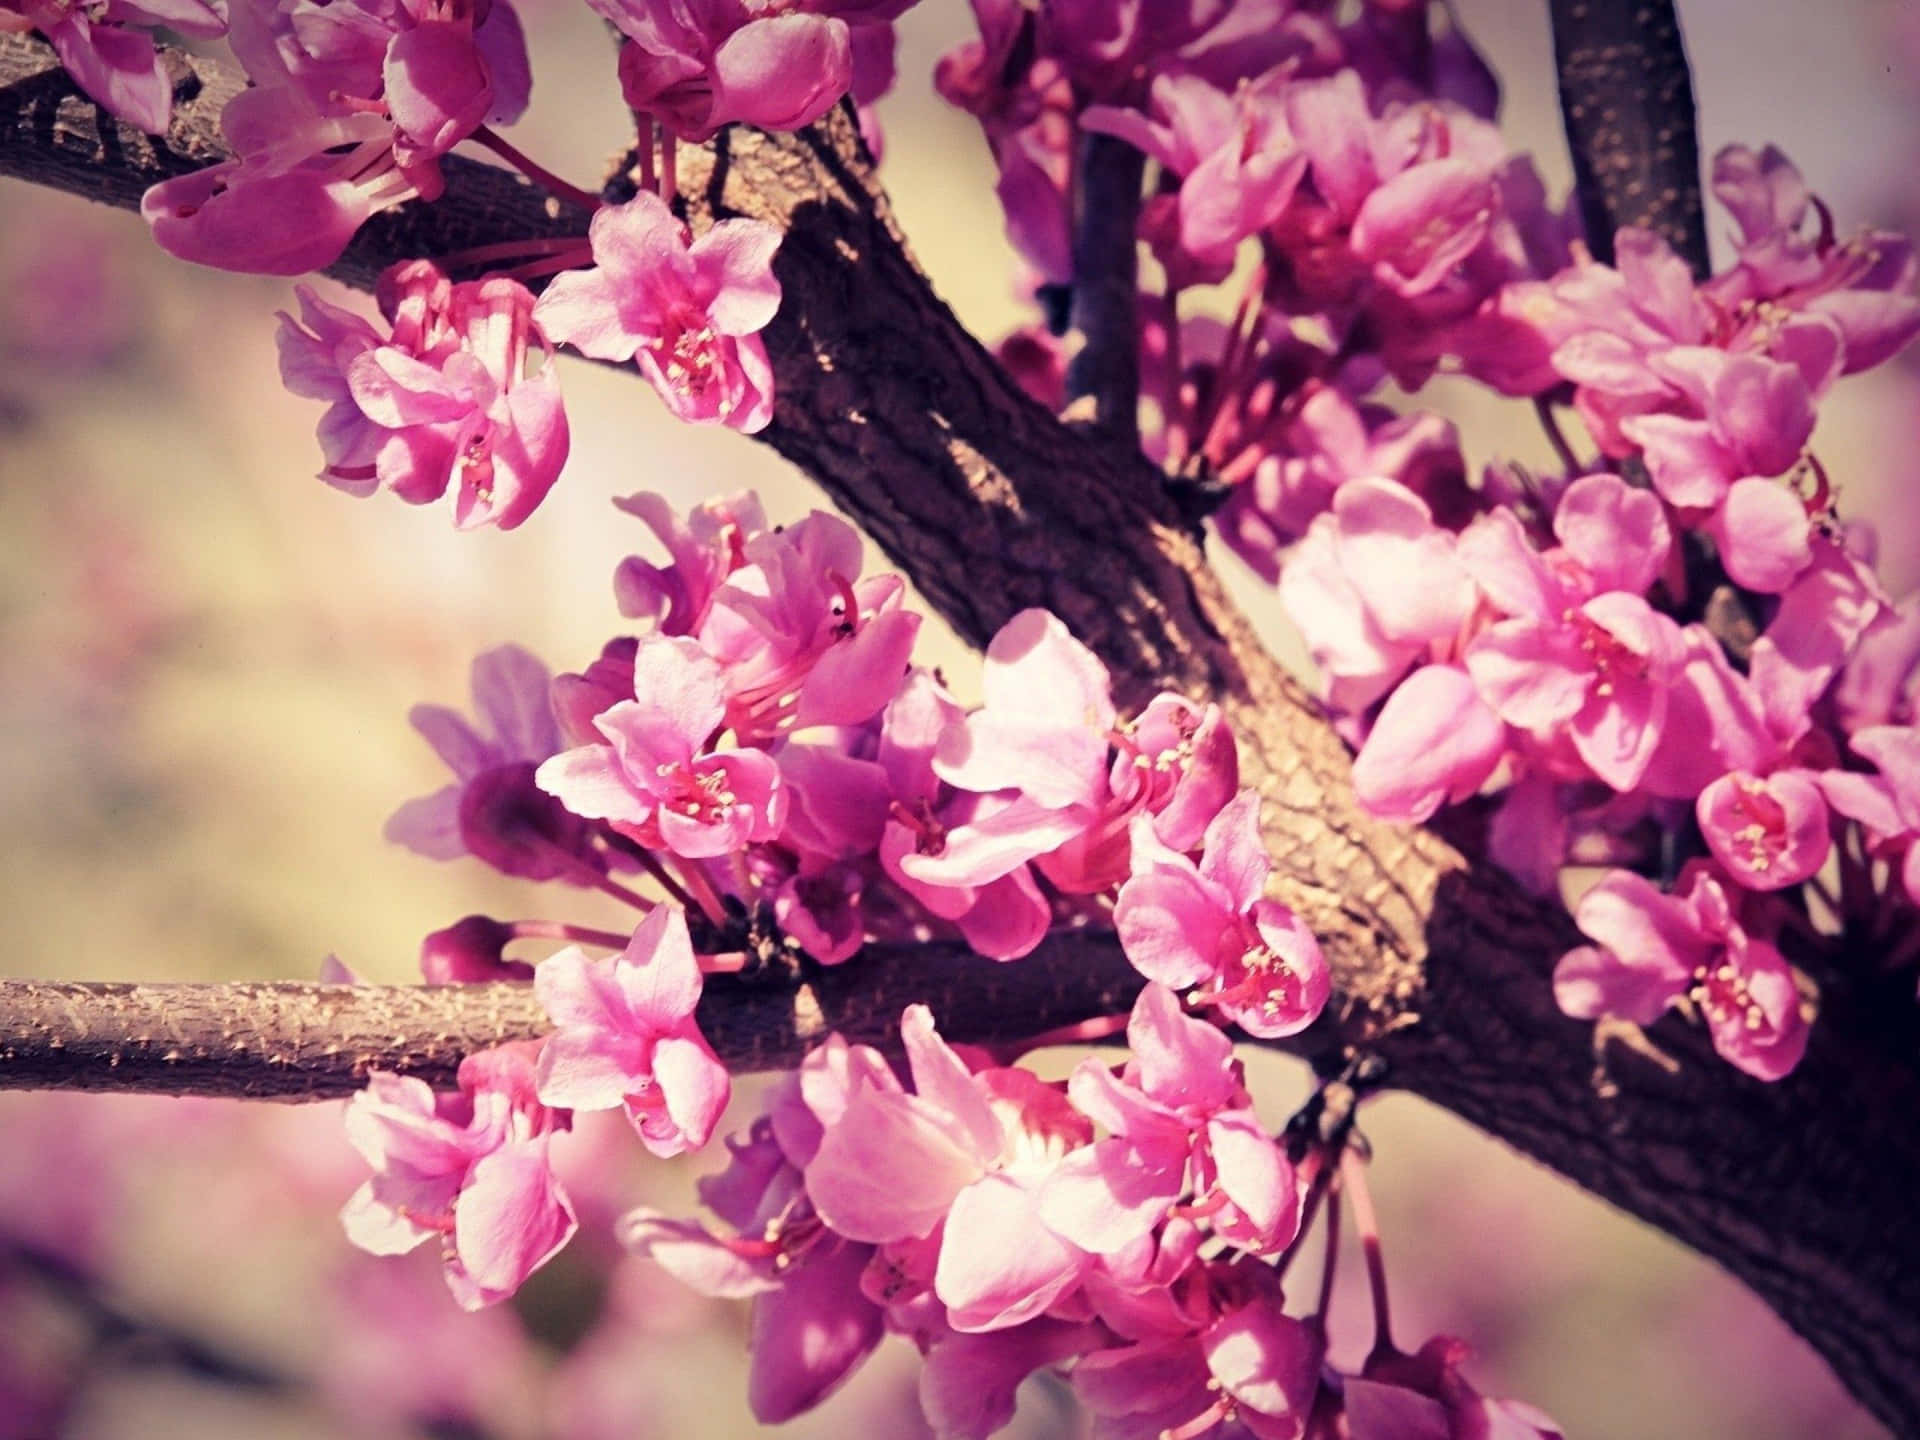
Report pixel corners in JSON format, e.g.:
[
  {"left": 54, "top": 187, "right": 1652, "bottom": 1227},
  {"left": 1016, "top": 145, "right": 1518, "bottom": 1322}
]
[{"left": 3, "top": 27, "right": 1919, "bottom": 1432}]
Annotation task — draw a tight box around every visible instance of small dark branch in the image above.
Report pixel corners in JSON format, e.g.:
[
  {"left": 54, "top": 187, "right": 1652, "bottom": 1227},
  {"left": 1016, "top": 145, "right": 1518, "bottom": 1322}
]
[
  {"left": 1062, "top": 130, "right": 1146, "bottom": 445},
  {"left": 1548, "top": 0, "right": 1709, "bottom": 277},
  {"left": 0, "top": 935, "right": 1153, "bottom": 1099}
]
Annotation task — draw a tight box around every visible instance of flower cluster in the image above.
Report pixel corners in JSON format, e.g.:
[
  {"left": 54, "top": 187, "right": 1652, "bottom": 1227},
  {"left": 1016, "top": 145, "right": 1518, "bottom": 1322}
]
[
  {"left": 936, "top": 0, "right": 1920, "bottom": 1084},
  {"left": 343, "top": 489, "right": 1333, "bottom": 1336},
  {"left": 623, "top": 986, "right": 1554, "bottom": 1438},
  {"left": 143, "top": 0, "right": 534, "bottom": 275},
  {"left": 277, "top": 260, "right": 568, "bottom": 529}
]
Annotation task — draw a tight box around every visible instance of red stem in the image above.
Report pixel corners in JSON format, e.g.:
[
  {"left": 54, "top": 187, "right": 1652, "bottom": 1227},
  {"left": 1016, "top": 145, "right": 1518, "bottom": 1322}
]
[{"left": 470, "top": 126, "right": 602, "bottom": 213}]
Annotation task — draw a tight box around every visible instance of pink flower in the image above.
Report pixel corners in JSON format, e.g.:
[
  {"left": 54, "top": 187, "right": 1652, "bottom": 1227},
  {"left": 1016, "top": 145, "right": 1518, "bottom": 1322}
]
[
  {"left": 802, "top": 1006, "right": 1094, "bottom": 1333},
  {"left": 535, "top": 635, "right": 786, "bottom": 860},
  {"left": 145, "top": 0, "right": 528, "bottom": 274},
  {"left": 589, "top": 0, "right": 879, "bottom": 141},
  {"left": 612, "top": 489, "right": 764, "bottom": 637},
  {"left": 1278, "top": 478, "right": 1475, "bottom": 714},
  {"left": 699, "top": 510, "right": 921, "bottom": 738},
  {"left": 1113, "top": 791, "right": 1330, "bottom": 1039},
  {"left": 1460, "top": 487, "right": 1683, "bottom": 792},
  {"left": 418, "top": 915, "right": 534, "bottom": 983},
  {"left": 1083, "top": 69, "right": 1306, "bottom": 274},
  {"left": 1696, "top": 771, "right": 1831, "bottom": 891},
  {"left": 1352, "top": 664, "right": 1506, "bottom": 824},
  {"left": 1553, "top": 867, "right": 1809, "bottom": 1081},
  {"left": 341, "top": 1042, "right": 577, "bottom": 1309},
  {"left": 276, "top": 264, "right": 569, "bottom": 529},
  {"left": 533, "top": 190, "right": 783, "bottom": 433},
  {"left": 622, "top": 1087, "right": 886, "bottom": 1423},
  {"left": 385, "top": 645, "right": 601, "bottom": 881},
  {"left": 534, "top": 905, "right": 731, "bottom": 1158},
  {"left": 1039, "top": 984, "right": 1299, "bottom": 1257},
  {"left": 12, "top": 0, "right": 226, "bottom": 133}
]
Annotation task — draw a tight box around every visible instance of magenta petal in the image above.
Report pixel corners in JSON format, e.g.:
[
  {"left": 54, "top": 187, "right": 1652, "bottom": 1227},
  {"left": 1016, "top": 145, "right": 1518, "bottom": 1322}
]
[
  {"left": 384, "top": 20, "right": 493, "bottom": 159},
  {"left": 1620, "top": 412, "right": 1735, "bottom": 508},
  {"left": 1465, "top": 620, "right": 1590, "bottom": 730},
  {"left": 806, "top": 1086, "right": 979, "bottom": 1243},
  {"left": 1205, "top": 1111, "right": 1295, "bottom": 1248},
  {"left": 935, "top": 1173, "right": 1087, "bottom": 1333},
  {"left": 451, "top": 1139, "right": 576, "bottom": 1306},
  {"left": 901, "top": 1005, "right": 1001, "bottom": 1162},
  {"left": 1202, "top": 1303, "right": 1319, "bottom": 1430},
  {"left": 1353, "top": 665, "right": 1506, "bottom": 824},
  {"left": 534, "top": 744, "right": 651, "bottom": 825},
  {"left": 1114, "top": 865, "right": 1227, "bottom": 989},
  {"left": 144, "top": 166, "right": 370, "bottom": 277},
  {"left": 1554, "top": 472, "right": 1671, "bottom": 597},
  {"left": 747, "top": 1237, "right": 884, "bottom": 1424},
  {"left": 1708, "top": 477, "right": 1812, "bottom": 594},
  {"left": 533, "top": 267, "right": 638, "bottom": 362},
  {"left": 651, "top": 1033, "right": 730, "bottom": 1155},
  {"left": 1572, "top": 871, "right": 1702, "bottom": 977},
  {"left": 49, "top": 17, "right": 173, "bottom": 133},
  {"left": 1037, "top": 1140, "right": 1183, "bottom": 1254},
  {"left": 1553, "top": 944, "right": 1676, "bottom": 1024},
  {"left": 695, "top": 218, "right": 785, "bottom": 335},
  {"left": 709, "top": 13, "right": 852, "bottom": 132}
]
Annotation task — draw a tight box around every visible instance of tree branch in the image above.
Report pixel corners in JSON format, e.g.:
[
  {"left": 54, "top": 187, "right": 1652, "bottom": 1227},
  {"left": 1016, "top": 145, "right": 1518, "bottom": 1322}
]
[
  {"left": 4, "top": 28, "right": 1920, "bottom": 1432},
  {"left": 1062, "top": 129, "right": 1146, "bottom": 444},
  {"left": 1548, "top": 0, "right": 1709, "bottom": 273},
  {"left": 0, "top": 936, "right": 1146, "bottom": 1099}
]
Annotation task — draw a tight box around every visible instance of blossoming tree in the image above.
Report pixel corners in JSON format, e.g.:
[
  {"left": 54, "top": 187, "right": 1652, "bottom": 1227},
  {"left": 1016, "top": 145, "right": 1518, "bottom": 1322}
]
[{"left": 3, "top": 0, "right": 1919, "bottom": 1434}]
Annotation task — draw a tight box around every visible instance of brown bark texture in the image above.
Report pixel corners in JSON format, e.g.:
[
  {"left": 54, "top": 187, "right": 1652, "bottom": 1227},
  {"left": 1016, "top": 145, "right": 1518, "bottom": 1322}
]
[{"left": 2, "top": 22, "right": 1918, "bottom": 1434}]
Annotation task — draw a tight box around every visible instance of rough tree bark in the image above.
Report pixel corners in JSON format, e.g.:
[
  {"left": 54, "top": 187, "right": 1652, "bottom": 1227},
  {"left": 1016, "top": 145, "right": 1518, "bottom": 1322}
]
[{"left": 1, "top": 19, "right": 1917, "bottom": 1434}]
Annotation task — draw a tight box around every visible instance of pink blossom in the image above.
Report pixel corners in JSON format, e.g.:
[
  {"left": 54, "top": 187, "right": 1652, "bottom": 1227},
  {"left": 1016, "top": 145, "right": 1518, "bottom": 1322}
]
[
  {"left": 1352, "top": 664, "right": 1506, "bottom": 824},
  {"left": 145, "top": 0, "right": 527, "bottom": 274},
  {"left": 1072, "top": 1264, "right": 1321, "bottom": 1440},
  {"left": 621, "top": 1095, "right": 885, "bottom": 1422},
  {"left": 276, "top": 264, "right": 569, "bottom": 528},
  {"left": 1084, "top": 69, "right": 1306, "bottom": 274},
  {"left": 535, "top": 635, "right": 786, "bottom": 860},
  {"left": 1113, "top": 791, "right": 1330, "bottom": 1039},
  {"left": 534, "top": 905, "right": 731, "bottom": 1158},
  {"left": 341, "top": 1042, "right": 576, "bottom": 1309},
  {"left": 589, "top": 0, "right": 892, "bottom": 141},
  {"left": 385, "top": 645, "right": 601, "bottom": 880},
  {"left": 612, "top": 489, "right": 763, "bottom": 637},
  {"left": 698, "top": 510, "right": 921, "bottom": 738},
  {"left": 533, "top": 189, "right": 782, "bottom": 432},
  {"left": 1279, "top": 477, "right": 1475, "bottom": 714},
  {"left": 1039, "top": 984, "right": 1299, "bottom": 1257},
  {"left": 1460, "top": 490, "right": 1683, "bottom": 793},
  {"left": 876, "top": 668, "right": 1055, "bottom": 961},
  {"left": 1553, "top": 867, "right": 1809, "bottom": 1081},
  {"left": 1696, "top": 771, "right": 1831, "bottom": 891},
  {"left": 802, "top": 1006, "right": 1094, "bottom": 1332},
  {"left": 10, "top": 0, "right": 225, "bottom": 133}
]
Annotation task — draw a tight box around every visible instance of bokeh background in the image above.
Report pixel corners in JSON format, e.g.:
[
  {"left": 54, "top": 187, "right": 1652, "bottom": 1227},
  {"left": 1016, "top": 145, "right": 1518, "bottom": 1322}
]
[{"left": 3, "top": 1, "right": 1918, "bottom": 1435}]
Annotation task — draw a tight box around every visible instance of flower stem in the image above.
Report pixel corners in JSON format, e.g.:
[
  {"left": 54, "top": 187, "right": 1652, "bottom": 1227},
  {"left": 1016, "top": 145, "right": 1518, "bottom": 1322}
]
[
  {"left": 1341, "top": 1146, "right": 1396, "bottom": 1361},
  {"left": 508, "top": 920, "right": 635, "bottom": 950},
  {"left": 471, "top": 126, "right": 602, "bottom": 213}
]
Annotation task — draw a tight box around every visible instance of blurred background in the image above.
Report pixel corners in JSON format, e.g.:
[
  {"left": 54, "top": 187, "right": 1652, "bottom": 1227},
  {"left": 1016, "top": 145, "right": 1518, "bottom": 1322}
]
[{"left": 2, "top": 0, "right": 1916, "bottom": 1435}]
